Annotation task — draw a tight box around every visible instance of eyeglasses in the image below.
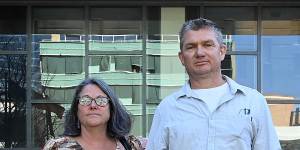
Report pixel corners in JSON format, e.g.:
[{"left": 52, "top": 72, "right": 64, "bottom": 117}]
[{"left": 78, "top": 95, "right": 110, "bottom": 107}]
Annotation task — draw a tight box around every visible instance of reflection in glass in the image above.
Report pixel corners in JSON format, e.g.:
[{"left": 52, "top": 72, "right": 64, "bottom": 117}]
[
  {"left": 0, "top": 35, "right": 27, "bottom": 51},
  {"left": 261, "top": 8, "right": 300, "bottom": 132},
  {"left": 146, "top": 7, "right": 186, "bottom": 134},
  {"left": 0, "top": 55, "right": 26, "bottom": 148},
  {"left": 32, "top": 104, "right": 70, "bottom": 147},
  {"left": 0, "top": 6, "right": 27, "bottom": 51},
  {"left": 222, "top": 55, "right": 257, "bottom": 89},
  {"left": 32, "top": 35, "right": 85, "bottom": 102},
  {"left": 31, "top": 8, "right": 84, "bottom": 146},
  {"left": 205, "top": 7, "right": 257, "bottom": 51},
  {"left": 262, "top": 8, "right": 300, "bottom": 148},
  {"left": 89, "top": 7, "right": 144, "bottom": 136},
  {"left": 262, "top": 7, "right": 300, "bottom": 101},
  {"left": 31, "top": 7, "right": 85, "bottom": 104},
  {"left": 89, "top": 55, "right": 142, "bottom": 73},
  {"left": 262, "top": 35, "right": 300, "bottom": 99}
]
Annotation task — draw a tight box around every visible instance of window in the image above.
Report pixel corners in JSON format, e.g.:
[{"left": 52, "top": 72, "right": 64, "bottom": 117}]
[
  {"left": 32, "top": 7, "right": 85, "bottom": 147},
  {"left": 262, "top": 7, "right": 300, "bottom": 128},
  {"left": 66, "top": 57, "right": 83, "bottom": 74},
  {"left": 0, "top": 55, "right": 27, "bottom": 148}
]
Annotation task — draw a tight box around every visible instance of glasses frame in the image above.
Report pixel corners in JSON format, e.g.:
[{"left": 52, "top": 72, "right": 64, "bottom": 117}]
[{"left": 78, "top": 95, "right": 110, "bottom": 107}]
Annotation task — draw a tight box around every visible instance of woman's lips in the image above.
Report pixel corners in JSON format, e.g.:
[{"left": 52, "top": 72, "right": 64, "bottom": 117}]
[{"left": 87, "top": 113, "right": 101, "bottom": 117}]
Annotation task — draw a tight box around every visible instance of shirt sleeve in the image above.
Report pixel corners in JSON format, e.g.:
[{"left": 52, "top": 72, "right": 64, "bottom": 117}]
[
  {"left": 252, "top": 93, "right": 282, "bottom": 150},
  {"left": 146, "top": 107, "right": 168, "bottom": 150}
]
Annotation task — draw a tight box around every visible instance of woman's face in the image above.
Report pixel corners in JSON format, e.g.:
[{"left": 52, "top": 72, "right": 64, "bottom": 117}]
[{"left": 77, "top": 84, "right": 111, "bottom": 128}]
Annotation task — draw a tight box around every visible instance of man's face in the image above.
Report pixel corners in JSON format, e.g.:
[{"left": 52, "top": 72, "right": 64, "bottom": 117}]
[{"left": 178, "top": 28, "right": 227, "bottom": 78}]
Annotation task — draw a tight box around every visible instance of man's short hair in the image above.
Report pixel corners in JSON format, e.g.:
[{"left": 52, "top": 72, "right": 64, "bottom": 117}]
[{"left": 179, "top": 18, "right": 223, "bottom": 50}]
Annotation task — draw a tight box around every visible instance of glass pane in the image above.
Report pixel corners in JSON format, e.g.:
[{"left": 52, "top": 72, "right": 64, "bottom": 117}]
[
  {"left": 186, "top": 6, "right": 201, "bottom": 21},
  {"left": 89, "top": 55, "right": 143, "bottom": 135},
  {"left": 222, "top": 55, "right": 257, "bottom": 89},
  {"left": 205, "top": 7, "right": 257, "bottom": 51},
  {"left": 262, "top": 7, "right": 300, "bottom": 101},
  {"left": 0, "top": 55, "right": 27, "bottom": 148},
  {"left": 89, "top": 7, "right": 142, "bottom": 53},
  {"left": 262, "top": 7, "right": 300, "bottom": 148},
  {"left": 32, "top": 103, "right": 70, "bottom": 148},
  {"left": 31, "top": 7, "right": 85, "bottom": 104},
  {"left": 146, "top": 7, "right": 186, "bottom": 135},
  {"left": 66, "top": 57, "right": 83, "bottom": 74},
  {"left": 89, "top": 7, "right": 143, "bottom": 136},
  {"left": 89, "top": 55, "right": 142, "bottom": 73},
  {"left": 0, "top": 6, "right": 26, "bottom": 51}
]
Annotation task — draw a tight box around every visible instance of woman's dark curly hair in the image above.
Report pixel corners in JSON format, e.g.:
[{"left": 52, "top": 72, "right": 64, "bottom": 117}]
[{"left": 63, "top": 78, "right": 131, "bottom": 139}]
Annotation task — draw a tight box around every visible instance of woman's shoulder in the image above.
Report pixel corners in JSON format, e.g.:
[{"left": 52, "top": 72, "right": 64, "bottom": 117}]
[
  {"left": 126, "top": 135, "right": 147, "bottom": 150},
  {"left": 42, "top": 136, "right": 82, "bottom": 150}
]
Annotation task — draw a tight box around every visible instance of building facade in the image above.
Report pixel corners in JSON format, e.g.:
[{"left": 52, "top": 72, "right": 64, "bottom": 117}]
[{"left": 0, "top": 0, "right": 299, "bottom": 149}]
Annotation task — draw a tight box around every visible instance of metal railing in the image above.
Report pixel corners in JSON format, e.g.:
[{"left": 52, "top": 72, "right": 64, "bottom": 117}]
[
  {"left": 34, "top": 34, "right": 235, "bottom": 45},
  {"left": 90, "top": 34, "right": 141, "bottom": 43}
]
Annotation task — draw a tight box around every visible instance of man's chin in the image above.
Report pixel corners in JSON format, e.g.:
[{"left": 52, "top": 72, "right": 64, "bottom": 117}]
[{"left": 191, "top": 69, "right": 211, "bottom": 76}]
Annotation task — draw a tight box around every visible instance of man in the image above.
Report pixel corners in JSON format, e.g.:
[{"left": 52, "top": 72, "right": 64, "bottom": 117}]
[{"left": 147, "top": 18, "right": 281, "bottom": 150}]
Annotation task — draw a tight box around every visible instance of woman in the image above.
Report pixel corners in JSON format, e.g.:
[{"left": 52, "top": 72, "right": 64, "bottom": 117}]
[{"left": 43, "top": 78, "right": 146, "bottom": 150}]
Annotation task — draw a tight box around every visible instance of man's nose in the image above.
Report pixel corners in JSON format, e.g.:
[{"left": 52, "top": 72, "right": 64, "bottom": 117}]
[{"left": 195, "top": 45, "right": 205, "bottom": 56}]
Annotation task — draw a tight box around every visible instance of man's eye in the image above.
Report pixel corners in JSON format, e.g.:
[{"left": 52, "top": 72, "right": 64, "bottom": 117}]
[
  {"left": 204, "top": 43, "right": 214, "bottom": 47},
  {"left": 186, "top": 45, "right": 194, "bottom": 49}
]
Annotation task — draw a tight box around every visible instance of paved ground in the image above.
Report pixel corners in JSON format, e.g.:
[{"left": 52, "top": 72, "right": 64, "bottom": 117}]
[{"left": 276, "top": 126, "right": 300, "bottom": 149}]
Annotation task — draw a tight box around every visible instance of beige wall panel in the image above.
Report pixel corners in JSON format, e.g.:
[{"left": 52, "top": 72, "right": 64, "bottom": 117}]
[{"left": 161, "top": 7, "right": 185, "bottom": 35}]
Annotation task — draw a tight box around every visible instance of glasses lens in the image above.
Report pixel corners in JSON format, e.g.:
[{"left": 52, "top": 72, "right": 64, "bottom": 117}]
[
  {"left": 95, "top": 97, "right": 109, "bottom": 106},
  {"left": 79, "top": 96, "right": 92, "bottom": 106}
]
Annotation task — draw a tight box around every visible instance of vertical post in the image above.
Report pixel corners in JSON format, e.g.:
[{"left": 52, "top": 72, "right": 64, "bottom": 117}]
[
  {"left": 257, "top": 6, "right": 262, "bottom": 92},
  {"left": 84, "top": 5, "right": 89, "bottom": 79},
  {"left": 290, "top": 111, "right": 294, "bottom": 126},
  {"left": 26, "top": 5, "right": 33, "bottom": 148},
  {"left": 141, "top": 5, "right": 148, "bottom": 137},
  {"left": 295, "top": 107, "right": 299, "bottom": 125}
]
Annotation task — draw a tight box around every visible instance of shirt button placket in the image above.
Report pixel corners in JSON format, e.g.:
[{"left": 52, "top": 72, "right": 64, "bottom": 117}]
[{"left": 207, "top": 116, "right": 214, "bottom": 150}]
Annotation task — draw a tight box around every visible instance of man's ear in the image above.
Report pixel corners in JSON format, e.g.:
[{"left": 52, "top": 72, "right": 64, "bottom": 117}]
[
  {"left": 220, "top": 44, "right": 227, "bottom": 61},
  {"left": 178, "top": 51, "right": 185, "bottom": 66}
]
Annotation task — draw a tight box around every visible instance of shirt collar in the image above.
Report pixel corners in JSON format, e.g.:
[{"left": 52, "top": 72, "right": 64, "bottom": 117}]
[
  {"left": 175, "top": 75, "right": 246, "bottom": 100},
  {"left": 222, "top": 75, "right": 246, "bottom": 95}
]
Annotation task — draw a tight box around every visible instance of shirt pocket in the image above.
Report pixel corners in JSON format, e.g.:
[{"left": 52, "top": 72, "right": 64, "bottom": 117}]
[
  {"left": 214, "top": 116, "right": 253, "bottom": 148},
  {"left": 167, "top": 119, "right": 207, "bottom": 149}
]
